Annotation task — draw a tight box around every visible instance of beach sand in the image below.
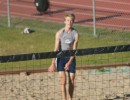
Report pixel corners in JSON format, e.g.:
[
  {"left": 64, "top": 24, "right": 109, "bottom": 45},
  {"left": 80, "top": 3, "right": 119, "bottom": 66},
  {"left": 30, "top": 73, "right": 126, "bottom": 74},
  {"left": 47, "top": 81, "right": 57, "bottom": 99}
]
[{"left": 0, "top": 67, "right": 130, "bottom": 100}]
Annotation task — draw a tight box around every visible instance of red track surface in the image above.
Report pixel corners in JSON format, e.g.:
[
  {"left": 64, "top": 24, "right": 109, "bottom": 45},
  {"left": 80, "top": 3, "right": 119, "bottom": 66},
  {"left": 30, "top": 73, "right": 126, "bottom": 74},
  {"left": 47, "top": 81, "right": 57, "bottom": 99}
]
[{"left": 0, "top": 0, "right": 130, "bottom": 30}]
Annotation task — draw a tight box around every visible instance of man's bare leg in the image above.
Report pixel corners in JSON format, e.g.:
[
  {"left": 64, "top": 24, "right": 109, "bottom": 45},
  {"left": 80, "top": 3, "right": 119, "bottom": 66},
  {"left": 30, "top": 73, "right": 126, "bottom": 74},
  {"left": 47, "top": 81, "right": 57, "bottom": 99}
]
[
  {"left": 59, "top": 71, "right": 67, "bottom": 100},
  {"left": 68, "top": 73, "right": 75, "bottom": 100}
]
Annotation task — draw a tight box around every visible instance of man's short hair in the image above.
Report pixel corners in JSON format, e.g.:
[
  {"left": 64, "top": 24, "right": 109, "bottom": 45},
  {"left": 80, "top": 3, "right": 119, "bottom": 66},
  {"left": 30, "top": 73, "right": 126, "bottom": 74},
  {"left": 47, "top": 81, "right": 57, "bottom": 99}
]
[{"left": 64, "top": 12, "right": 75, "bottom": 22}]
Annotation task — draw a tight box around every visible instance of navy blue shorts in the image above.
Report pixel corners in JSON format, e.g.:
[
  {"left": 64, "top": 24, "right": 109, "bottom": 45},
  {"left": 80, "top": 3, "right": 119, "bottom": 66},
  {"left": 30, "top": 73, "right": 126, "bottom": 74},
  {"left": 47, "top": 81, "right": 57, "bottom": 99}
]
[{"left": 57, "top": 57, "right": 76, "bottom": 73}]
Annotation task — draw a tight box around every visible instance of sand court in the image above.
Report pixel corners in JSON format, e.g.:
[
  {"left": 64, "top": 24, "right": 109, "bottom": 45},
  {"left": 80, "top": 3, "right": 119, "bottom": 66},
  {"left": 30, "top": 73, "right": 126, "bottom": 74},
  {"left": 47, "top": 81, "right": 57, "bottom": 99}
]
[{"left": 0, "top": 67, "right": 130, "bottom": 100}]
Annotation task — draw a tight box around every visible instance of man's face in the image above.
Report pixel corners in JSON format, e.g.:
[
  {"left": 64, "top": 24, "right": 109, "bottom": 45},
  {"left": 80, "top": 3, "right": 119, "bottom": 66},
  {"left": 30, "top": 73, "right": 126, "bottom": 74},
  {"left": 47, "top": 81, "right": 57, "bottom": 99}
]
[{"left": 64, "top": 17, "right": 74, "bottom": 28}]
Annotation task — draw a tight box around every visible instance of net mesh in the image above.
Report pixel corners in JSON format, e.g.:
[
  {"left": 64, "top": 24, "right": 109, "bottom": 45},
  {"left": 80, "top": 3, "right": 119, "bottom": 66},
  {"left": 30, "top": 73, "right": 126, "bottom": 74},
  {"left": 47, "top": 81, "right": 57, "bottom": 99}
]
[{"left": 0, "top": 52, "right": 130, "bottom": 100}]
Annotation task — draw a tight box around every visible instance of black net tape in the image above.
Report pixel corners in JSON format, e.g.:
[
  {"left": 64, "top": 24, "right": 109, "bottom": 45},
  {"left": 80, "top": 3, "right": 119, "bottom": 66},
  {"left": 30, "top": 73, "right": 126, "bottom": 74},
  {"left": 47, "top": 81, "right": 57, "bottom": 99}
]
[{"left": 0, "top": 44, "right": 130, "bottom": 63}]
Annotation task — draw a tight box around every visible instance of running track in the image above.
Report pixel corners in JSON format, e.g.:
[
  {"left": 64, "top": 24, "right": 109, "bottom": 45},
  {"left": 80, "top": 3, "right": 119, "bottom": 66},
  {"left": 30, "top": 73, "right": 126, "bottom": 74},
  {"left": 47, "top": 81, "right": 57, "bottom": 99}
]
[{"left": 0, "top": 0, "right": 130, "bottom": 30}]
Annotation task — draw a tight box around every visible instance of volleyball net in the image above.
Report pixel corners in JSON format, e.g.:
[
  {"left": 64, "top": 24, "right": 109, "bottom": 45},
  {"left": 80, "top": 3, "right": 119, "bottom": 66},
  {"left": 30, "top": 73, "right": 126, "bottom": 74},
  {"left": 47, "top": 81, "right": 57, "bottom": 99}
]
[
  {"left": 0, "top": 45, "right": 130, "bottom": 100},
  {"left": 1, "top": 0, "right": 130, "bottom": 99}
]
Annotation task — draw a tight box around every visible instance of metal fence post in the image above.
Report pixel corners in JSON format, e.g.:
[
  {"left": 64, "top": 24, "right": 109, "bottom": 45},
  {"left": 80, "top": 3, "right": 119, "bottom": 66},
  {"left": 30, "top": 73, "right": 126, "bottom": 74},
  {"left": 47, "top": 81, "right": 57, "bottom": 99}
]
[
  {"left": 7, "top": 0, "right": 11, "bottom": 27},
  {"left": 92, "top": 0, "right": 97, "bottom": 37}
]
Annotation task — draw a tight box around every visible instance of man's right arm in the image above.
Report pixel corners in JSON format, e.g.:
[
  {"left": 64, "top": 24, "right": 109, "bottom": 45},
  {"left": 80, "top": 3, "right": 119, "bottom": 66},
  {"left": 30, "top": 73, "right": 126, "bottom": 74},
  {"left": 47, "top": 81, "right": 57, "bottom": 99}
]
[{"left": 48, "top": 30, "right": 61, "bottom": 72}]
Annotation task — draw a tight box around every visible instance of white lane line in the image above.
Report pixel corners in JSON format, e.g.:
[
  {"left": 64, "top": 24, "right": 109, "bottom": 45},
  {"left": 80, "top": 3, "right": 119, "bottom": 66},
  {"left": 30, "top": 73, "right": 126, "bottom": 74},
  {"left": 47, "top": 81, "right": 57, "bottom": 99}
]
[
  {"left": 50, "top": 1, "right": 130, "bottom": 13},
  {"left": 86, "top": 22, "right": 130, "bottom": 29},
  {"left": 97, "top": 0, "right": 130, "bottom": 5},
  {"left": 1, "top": 1, "right": 130, "bottom": 29},
  {"left": 6, "top": 2, "right": 130, "bottom": 19},
  {"left": 0, "top": 11, "right": 63, "bottom": 20},
  {"left": 2, "top": 1, "right": 129, "bottom": 14},
  {"left": 1, "top": 5, "right": 130, "bottom": 21},
  {"left": 1, "top": 11, "right": 130, "bottom": 29}
]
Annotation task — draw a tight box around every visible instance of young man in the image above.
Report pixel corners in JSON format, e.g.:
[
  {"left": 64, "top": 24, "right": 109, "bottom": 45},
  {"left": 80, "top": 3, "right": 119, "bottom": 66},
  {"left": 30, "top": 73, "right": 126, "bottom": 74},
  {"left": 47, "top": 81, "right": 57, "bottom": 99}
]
[{"left": 48, "top": 13, "right": 79, "bottom": 100}]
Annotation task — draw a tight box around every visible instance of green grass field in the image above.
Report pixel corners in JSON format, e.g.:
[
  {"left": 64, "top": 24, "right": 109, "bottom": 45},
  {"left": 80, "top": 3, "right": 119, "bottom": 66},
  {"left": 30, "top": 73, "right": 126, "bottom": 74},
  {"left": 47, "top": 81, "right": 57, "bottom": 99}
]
[{"left": 0, "top": 16, "right": 130, "bottom": 71}]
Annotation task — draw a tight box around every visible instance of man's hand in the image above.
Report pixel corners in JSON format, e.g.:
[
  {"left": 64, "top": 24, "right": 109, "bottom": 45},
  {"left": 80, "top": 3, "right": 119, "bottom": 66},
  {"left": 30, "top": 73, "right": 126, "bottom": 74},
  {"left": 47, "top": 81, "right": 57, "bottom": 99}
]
[
  {"left": 64, "top": 62, "right": 71, "bottom": 71},
  {"left": 48, "top": 63, "right": 56, "bottom": 72}
]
